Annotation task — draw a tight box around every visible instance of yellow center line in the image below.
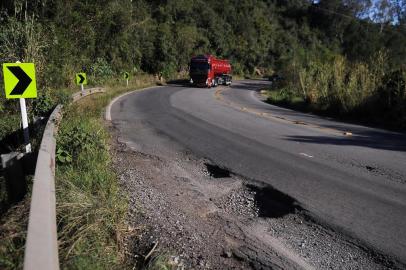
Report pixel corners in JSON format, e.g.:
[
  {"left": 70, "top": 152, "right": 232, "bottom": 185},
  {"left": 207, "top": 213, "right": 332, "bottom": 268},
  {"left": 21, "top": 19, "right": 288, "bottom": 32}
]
[{"left": 214, "top": 87, "right": 353, "bottom": 137}]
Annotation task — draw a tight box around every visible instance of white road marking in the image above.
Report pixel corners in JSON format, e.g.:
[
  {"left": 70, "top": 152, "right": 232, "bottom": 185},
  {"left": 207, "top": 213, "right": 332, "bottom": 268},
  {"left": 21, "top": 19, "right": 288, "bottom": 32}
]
[{"left": 300, "top": 153, "right": 314, "bottom": 158}]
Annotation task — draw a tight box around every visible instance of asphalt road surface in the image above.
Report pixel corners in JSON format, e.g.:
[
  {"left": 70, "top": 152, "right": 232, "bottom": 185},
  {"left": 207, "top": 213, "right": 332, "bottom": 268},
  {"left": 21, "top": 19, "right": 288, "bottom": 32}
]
[{"left": 110, "top": 80, "right": 406, "bottom": 265}]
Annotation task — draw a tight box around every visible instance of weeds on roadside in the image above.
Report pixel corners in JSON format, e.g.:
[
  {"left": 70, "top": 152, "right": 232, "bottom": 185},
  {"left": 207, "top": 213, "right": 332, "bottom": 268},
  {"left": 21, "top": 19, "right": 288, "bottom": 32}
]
[
  {"left": 56, "top": 105, "right": 126, "bottom": 269},
  {"left": 55, "top": 74, "right": 156, "bottom": 269}
]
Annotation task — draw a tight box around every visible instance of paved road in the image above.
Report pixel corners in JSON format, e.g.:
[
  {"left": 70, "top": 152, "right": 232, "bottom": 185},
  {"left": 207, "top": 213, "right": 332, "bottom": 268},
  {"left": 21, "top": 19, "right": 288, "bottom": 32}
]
[{"left": 110, "top": 80, "right": 406, "bottom": 265}]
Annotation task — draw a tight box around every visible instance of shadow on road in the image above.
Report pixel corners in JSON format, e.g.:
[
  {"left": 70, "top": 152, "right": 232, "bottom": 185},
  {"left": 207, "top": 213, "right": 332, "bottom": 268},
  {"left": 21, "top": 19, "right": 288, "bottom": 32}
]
[
  {"left": 166, "top": 79, "right": 191, "bottom": 87},
  {"left": 232, "top": 79, "right": 271, "bottom": 91},
  {"left": 285, "top": 130, "right": 406, "bottom": 152}
]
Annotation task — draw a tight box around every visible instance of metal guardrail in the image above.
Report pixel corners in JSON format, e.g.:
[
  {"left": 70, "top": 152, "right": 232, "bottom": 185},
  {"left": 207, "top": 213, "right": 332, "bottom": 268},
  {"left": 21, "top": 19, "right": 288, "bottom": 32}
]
[
  {"left": 71, "top": 87, "right": 105, "bottom": 102},
  {"left": 23, "top": 88, "right": 105, "bottom": 270},
  {"left": 23, "top": 104, "right": 62, "bottom": 270}
]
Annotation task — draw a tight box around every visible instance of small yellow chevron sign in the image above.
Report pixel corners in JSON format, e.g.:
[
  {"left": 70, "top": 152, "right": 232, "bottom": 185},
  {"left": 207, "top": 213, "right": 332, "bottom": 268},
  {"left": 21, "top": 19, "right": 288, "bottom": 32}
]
[{"left": 75, "top": 73, "right": 87, "bottom": 85}]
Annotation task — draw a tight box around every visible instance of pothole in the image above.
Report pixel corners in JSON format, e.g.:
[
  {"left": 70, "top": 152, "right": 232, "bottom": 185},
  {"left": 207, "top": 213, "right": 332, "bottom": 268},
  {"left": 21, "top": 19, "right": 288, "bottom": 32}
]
[
  {"left": 366, "top": 165, "right": 377, "bottom": 172},
  {"left": 293, "top": 120, "right": 307, "bottom": 125},
  {"left": 217, "top": 182, "right": 303, "bottom": 219},
  {"left": 204, "top": 163, "right": 231, "bottom": 178},
  {"left": 246, "top": 184, "right": 303, "bottom": 218}
]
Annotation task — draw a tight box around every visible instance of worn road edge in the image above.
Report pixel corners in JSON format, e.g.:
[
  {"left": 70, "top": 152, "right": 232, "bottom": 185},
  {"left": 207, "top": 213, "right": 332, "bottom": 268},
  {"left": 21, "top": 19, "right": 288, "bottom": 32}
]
[{"left": 105, "top": 85, "right": 161, "bottom": 121}]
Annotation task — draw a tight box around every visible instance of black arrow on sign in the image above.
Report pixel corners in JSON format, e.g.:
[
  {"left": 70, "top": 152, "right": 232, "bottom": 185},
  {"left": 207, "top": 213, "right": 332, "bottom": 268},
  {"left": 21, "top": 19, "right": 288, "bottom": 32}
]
[
  {"left": 7, "top": 66, "right": 32, "bottom": 96},
  {"left": 124, "top": 73, "right": 129, "bottom": 79},
  {"left": 78, "top": 74, "right": 85, "bottom": 84}
]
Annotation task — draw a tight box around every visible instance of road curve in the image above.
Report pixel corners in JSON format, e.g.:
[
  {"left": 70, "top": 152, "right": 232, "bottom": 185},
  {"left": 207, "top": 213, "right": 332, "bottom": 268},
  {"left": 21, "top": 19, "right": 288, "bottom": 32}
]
[{"left": 110, "top": 80, "right": 406, "bottom": 265}]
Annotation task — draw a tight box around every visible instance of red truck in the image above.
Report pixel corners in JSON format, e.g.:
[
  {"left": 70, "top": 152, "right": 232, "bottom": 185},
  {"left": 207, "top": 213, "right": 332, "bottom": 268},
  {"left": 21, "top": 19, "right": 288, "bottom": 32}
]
[{"left": 189, "top": 55, "right": 232, "bottom": 87}]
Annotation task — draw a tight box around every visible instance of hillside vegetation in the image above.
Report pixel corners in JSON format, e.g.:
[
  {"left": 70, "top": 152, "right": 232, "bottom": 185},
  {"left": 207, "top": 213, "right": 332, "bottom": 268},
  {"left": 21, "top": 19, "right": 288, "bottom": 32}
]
[{"left": 1, "top": 0, "right": 406, "bottom": 130}]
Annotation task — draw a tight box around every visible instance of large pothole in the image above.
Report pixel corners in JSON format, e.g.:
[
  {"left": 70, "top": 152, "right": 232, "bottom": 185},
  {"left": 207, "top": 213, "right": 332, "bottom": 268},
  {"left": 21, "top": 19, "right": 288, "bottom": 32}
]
[
  {"left": 246, "top": 184, "right": 303, "bottom": 218},
  {"left": 204, "top": 163, "right": 231, "bottom": 178}
]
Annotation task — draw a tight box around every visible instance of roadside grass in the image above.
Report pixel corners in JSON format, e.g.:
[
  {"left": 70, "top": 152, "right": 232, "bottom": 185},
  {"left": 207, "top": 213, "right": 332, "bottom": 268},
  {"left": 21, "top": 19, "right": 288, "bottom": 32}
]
[
  {"left": 56, "top": 112, "right": 125, "bottom": 269},
  {"left": 55, "top": 74, "right": 157, "bottom": 269}
]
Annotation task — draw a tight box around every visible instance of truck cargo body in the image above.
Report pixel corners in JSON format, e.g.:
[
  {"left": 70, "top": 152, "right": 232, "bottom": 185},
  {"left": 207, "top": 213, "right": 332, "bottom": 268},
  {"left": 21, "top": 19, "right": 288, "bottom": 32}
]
[{"left": 189, "top": 55, "right": 232, "bottom": 87}]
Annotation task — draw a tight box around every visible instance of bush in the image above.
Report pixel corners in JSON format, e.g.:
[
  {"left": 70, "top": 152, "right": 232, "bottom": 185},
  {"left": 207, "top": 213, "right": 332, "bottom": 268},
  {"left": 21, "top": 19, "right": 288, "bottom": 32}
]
[
  {"left": 56, "top": 121, "right": 104, "bottom": 166},
  {"left": 54, "top": 90, "right": 72, "bottom": 106},
  {"left": 90, "top": 58, "right": 114, "bottom": 84},
  {"left": 31, "top": 90, "right": 54, "bottom": 117}
]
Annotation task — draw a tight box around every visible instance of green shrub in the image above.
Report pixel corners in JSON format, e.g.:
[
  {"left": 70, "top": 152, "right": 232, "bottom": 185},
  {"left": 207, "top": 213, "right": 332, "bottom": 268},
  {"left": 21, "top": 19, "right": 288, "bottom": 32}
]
[
  {"left": 31, "top": 90, "right": 54, "bottom": 117},
  {"left": 56, "top": 121, "right": 104, "bottom": 166},
  {"left": 54, "top": 90, "right": 72, "bottom": 106},
  {"left": 90, "top": 58, "right": 114, "bottom": 84}
]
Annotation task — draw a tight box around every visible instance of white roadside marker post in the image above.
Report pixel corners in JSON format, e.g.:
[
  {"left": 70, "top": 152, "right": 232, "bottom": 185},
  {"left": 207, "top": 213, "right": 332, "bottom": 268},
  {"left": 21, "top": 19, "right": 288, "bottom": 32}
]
[
  {"left": 81, "top": 83, "right": 84, "bottom": 92},
  {"left": 126, "top": 78, "right": 129, "bottom": 87},
  {"left": 14, "top": 61, "right": 31, "bottom": 153},
  {"left": 19, "top": 97, "right": 31, "bottom": 153}
]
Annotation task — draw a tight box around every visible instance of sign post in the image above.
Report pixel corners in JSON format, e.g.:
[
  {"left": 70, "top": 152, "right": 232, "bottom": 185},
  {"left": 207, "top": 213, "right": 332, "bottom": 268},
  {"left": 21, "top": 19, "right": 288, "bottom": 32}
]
[
  {"left": 2, "top": 63, "right": 37, "bottom": 153},
  {"left": 124, "top": 72, "right": 129, "bottom": 87},
  {"left": 19, "top": 98, "right": 31, "bottom": 153},
  {"left": 75, "top": 73, "right": 87, "bottom": 92}
]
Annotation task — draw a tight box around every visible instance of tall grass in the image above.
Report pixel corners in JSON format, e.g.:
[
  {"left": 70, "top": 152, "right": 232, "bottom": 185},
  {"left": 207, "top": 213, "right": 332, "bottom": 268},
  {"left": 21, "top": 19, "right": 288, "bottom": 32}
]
[
  {"left": 269, "top": 51, "right": 406, "bottom": 130},
  {"left": 299, "top": 54, "right": 378, "bottom": 112},
  {"left": 57, "top": 115, "right": 127, "bottom": 269}
]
